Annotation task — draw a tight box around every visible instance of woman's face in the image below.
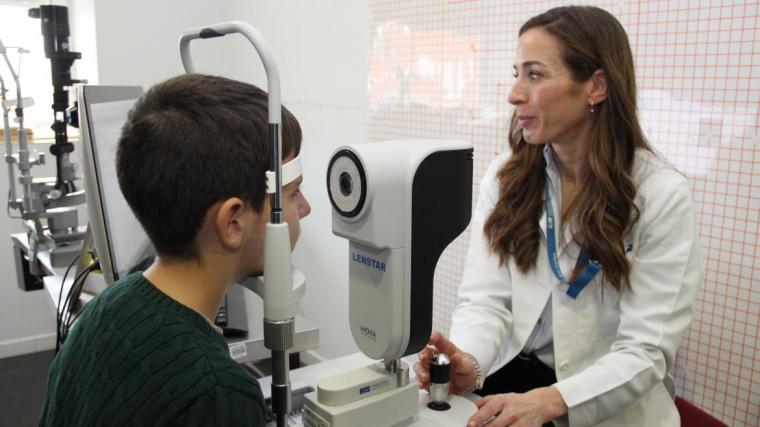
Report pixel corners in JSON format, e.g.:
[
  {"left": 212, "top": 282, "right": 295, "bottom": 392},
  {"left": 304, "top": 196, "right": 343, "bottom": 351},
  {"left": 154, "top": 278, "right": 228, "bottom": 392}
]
[{"left": 508, "top": 27, "right": 593, "bottom": 147}]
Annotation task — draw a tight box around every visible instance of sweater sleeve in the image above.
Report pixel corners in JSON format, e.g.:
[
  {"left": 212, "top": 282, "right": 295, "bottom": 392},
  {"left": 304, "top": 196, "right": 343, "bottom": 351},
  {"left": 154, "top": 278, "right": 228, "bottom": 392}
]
[{"left": 169, "top": 385, "right": 268, "bottom": 427}]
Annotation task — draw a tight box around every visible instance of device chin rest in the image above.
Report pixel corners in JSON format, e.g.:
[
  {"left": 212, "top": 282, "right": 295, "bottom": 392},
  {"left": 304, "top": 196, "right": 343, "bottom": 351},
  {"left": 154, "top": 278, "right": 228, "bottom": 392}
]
[{"left": 240, "top": 268, "right": 306, "bottom": 303}]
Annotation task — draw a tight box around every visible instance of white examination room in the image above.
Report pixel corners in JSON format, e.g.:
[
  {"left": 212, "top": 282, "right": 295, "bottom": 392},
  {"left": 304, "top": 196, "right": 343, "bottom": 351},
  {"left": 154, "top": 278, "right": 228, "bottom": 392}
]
[{"left": 0, "top": 1, "right": 758, "bottom": 426}]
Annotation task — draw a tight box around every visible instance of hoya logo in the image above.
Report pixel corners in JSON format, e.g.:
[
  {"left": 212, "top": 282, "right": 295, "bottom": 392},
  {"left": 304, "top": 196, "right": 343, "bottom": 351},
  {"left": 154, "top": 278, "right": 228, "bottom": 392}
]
[
  {"left": 360, "top": 325, "right": 377, "bottom": 341},
  {"left": 351, "top": 252, "right": 386, "bottom": 272}
]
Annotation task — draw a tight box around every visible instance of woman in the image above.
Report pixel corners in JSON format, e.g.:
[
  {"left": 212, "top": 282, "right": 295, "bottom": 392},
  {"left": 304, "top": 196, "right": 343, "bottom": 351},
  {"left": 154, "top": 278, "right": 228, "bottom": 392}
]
[{"left": 414, "top": 6, "right": 702, "bottom": 427}]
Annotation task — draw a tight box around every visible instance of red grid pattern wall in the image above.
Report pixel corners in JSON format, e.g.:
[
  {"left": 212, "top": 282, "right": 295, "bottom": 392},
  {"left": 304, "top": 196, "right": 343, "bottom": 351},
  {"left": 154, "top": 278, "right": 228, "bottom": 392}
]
[{"left": 368, "top": 1, "right": 759, "bottom": 425}]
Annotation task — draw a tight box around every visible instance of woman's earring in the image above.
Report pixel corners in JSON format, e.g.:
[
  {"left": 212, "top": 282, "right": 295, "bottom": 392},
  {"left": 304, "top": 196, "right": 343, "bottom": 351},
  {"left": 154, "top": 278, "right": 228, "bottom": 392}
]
[{"left": 589, "top": 102, "right": 595, "bottom": 113}]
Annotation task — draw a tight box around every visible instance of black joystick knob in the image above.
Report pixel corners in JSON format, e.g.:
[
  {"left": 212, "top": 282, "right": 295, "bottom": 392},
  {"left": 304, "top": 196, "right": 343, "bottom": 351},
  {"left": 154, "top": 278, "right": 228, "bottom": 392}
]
[{"left": 427, "top": 353, "right": 452, "bottom": 411}]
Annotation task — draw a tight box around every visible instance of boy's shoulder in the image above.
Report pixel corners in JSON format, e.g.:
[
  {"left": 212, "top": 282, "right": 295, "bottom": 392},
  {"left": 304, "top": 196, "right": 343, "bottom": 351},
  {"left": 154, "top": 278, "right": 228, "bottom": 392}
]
[
  {"left": 73, "top": 272, "right": 233, "bottom": 362},
  {"left": 43, "top": 272, "right": 267, "bottom": 425}
]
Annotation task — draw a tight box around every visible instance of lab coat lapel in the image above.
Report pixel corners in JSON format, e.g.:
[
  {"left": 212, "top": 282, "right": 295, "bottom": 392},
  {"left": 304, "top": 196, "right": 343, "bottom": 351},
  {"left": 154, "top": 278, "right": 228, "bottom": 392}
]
[{"left": 539, "top": 204, "right": 548, "bottom": 239}]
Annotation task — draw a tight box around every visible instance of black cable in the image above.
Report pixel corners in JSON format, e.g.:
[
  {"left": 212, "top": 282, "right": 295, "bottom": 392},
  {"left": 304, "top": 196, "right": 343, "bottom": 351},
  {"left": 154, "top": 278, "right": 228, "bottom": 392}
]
[
  {"left": 56, "top": 254, "right": 80, "bottom": 352},
  {"left": 63, "top": 264, "right": 97, "bottom": 335},
  {"left": 59, "top": 261, "right": 98, "bottom": 348},
  {"left": 61, "top": 263, "right": 96, "bottom": 333},
  {"left": 67, "top": 269, "right": 95, "bottom": 329},
  {"left": 65, "top": 262, "right": 99, "bottom": 334},
  {"left": 60, "top": 266, "right": 90, "bottom": 345},
  {"left": 59, "top": 261, "right": 89, "bottom": 343}
]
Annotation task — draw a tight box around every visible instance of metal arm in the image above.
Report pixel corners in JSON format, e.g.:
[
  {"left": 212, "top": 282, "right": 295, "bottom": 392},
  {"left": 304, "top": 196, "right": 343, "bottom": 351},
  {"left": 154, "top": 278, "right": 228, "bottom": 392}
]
[
  {"left": 0, "top": 56, "right": 18, "bottom": 206},
  {"left": 0, "top": 39, "right": 32, "bottom": 213},
  {"left": 178, "top": 22, "right": 295, "bottom": 427}
]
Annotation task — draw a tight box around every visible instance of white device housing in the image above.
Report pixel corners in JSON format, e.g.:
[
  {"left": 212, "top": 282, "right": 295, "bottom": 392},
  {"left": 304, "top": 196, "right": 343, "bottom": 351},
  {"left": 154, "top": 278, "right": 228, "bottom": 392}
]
[
  {"left": 305, "top": 139, "right": 474, "bottom": 426},
  {"left": 327, "top": 140, "right": 473, "bottom": 360}
]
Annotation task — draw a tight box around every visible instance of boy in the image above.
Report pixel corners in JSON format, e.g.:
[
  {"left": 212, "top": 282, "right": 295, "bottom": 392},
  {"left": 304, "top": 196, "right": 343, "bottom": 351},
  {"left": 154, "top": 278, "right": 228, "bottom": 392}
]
[{"left": 40, "top": 74, "right": 311, "bottom": 426}]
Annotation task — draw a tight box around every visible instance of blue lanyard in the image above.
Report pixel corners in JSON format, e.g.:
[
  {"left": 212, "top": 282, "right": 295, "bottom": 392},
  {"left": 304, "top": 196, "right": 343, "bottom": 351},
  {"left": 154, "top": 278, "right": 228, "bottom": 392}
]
[{"left": 544, "top": 176, "right": 601, "bottom": 298}]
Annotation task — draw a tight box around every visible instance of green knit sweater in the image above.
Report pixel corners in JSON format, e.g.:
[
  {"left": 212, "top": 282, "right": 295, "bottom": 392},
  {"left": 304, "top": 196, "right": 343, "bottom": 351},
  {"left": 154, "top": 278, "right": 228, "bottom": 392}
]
[{"left": 40, "top": 272, "right": 267, "bottom": 426}]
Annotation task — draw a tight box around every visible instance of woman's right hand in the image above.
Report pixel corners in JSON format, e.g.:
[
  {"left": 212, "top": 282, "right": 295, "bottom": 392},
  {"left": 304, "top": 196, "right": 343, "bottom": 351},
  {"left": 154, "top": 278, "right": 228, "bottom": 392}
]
[{"left": 413, "top": 330, "right": 478, "bottom": 395}]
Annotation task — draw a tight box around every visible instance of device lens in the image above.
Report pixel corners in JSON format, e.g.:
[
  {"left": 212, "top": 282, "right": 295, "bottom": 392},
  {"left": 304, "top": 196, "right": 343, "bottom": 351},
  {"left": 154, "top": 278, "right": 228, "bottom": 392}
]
[
  {"left": 327, "top": 150, "right": 366, "bottom": 218},
  {"left": 339, "top": 172, "right": 353, "bottom": 196}
]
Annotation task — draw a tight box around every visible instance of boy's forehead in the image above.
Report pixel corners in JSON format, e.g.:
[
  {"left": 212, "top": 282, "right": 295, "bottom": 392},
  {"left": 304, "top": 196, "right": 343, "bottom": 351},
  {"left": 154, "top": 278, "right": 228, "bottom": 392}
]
[
  {"left": 285, "top": 175, "right": 303, "bottom": 188},
  {"left": 266, "top": 154, "right": 302, "bottom": 193}
]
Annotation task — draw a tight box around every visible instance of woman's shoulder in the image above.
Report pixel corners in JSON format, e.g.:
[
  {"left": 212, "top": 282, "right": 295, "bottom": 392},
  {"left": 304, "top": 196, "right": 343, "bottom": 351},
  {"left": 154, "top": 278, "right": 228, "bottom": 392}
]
[
  {"left": 632, "top": 148, "right": 688, "bottom": 190},
  {"left": 483, "top": 150, "right": 512, "bottom": 182},
  {"left": 632, "top": 148, "right": 695, "bottom": 217}
]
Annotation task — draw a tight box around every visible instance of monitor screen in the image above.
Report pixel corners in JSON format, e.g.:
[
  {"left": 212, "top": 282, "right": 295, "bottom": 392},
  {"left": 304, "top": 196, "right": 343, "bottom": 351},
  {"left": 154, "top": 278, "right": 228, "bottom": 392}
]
[{"left": 78, "top": 85, "right": 152, "bottom": 283}]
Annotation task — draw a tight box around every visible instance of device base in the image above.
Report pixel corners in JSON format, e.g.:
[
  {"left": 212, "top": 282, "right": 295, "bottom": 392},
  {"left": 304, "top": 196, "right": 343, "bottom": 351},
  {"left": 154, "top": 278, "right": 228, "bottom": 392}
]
[
  {"left": 303, "top": 381, "right": 418, "bottom": 427},
  {"left": 412, "top": 392, "right": 477, "bottom": 426}
]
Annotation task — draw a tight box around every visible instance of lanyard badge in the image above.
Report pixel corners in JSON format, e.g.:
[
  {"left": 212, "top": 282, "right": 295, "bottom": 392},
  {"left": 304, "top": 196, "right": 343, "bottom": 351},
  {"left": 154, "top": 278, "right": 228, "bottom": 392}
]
[{"left": 544, "top": 176, "right": 601, "bottom": 299}]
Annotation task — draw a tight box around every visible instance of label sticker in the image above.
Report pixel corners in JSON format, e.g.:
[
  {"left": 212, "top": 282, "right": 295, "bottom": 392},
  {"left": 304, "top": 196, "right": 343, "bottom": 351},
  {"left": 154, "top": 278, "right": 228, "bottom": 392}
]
[{"left": 229, "top": 343, "right": 247, "bottom": 360}]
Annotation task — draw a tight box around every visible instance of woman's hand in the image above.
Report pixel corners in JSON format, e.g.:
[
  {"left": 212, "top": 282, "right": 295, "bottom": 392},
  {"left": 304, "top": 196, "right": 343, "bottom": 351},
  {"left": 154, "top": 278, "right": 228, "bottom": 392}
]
[
  {"left": 466, "top": 386, "right": 568, "bottom": 427},
  {"left": 413, "top": 330, "right": 478, "bottom": 394}
]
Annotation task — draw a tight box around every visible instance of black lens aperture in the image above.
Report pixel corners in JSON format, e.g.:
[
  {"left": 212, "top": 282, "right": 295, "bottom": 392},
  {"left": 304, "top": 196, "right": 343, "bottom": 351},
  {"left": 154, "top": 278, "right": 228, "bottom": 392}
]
[{"left": 339, "top": 172, "right": 353, "bottom": 196}]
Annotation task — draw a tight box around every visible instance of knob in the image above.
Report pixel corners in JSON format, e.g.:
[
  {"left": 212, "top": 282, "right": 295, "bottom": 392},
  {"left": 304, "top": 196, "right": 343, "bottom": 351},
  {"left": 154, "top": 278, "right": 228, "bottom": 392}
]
[{"left": 427, "top": 353, "right": 451, "bottom": 411}]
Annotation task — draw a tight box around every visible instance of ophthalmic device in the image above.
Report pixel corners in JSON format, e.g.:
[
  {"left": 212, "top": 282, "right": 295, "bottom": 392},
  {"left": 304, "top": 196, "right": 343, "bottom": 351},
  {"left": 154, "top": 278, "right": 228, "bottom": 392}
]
[{"left": 303, "top": 140, "right": 478, "bottom": 426}]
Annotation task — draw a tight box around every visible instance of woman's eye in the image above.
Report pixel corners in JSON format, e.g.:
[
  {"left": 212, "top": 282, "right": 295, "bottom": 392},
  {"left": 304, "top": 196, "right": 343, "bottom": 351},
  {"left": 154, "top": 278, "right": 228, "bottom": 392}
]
[{"left": 528, "top": 71, "right": 541, "bottom": 80}]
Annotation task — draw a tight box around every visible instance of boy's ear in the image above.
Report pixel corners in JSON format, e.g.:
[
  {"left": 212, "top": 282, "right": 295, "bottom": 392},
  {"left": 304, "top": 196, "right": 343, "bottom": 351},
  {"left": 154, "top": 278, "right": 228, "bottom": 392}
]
[{"left": 214, "top": 197, "right": 249, "bottom": 251}]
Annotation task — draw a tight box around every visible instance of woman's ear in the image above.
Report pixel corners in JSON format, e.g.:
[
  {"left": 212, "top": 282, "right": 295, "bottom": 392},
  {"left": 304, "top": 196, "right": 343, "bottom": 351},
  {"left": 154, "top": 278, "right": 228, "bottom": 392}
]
[
  {"left": 588, "top": 69, "right": 608, "bottom": 105},
  {"left": 214, "top": 197, "right": 247, "bottom": 251}
]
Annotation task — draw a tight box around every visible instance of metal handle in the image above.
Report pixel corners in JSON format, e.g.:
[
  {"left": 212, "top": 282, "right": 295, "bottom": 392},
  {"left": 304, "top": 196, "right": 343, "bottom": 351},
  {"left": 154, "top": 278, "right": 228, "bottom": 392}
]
[
  {"left": 178, "top": 21, "right": 293, "bottom": 427},
  {"left": 178, "top": 21, "right": 285, "bottom": 221},
  {"left": 178, "top": 21, "right": 281, "bottom": 123}
]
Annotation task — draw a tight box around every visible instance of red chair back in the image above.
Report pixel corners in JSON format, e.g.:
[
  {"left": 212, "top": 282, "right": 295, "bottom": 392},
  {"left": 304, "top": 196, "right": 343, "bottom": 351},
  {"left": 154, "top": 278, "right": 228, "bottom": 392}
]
[{"left": 675, "top": 396, "right": 728, "bottom": 427}]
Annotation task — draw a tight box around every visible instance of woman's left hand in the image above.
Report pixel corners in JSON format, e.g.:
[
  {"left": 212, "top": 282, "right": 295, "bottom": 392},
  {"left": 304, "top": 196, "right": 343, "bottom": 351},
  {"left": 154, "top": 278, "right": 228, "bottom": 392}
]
[{"left": 466, "top": 386, "right": 568, "bottom": 427}]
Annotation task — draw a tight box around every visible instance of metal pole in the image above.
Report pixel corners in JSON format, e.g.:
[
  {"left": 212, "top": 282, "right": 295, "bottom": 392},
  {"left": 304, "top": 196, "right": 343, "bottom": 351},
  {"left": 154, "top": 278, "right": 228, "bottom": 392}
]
[{"left": 0, "top": 70, "right": 18, "bottom": 206}]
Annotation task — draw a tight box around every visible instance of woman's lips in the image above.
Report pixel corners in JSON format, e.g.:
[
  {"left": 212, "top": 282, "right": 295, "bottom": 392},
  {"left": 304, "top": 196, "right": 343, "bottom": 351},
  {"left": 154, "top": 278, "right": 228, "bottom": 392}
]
[{"left": 518, "top": 115, "right": 535, "bottom": 127}]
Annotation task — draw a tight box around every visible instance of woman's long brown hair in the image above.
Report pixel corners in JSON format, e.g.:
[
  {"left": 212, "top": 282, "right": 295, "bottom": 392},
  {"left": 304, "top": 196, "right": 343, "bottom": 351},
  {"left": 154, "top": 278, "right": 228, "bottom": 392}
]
[{"left": 484, "top": 6, "right": 651, "bottom": 292}]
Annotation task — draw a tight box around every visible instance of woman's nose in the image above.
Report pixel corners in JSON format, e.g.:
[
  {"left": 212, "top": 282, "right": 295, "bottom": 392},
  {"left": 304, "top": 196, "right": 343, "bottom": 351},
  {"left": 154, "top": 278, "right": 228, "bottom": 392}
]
[{"left": 508, "top": 81, "right": 527, "bottom": 106}]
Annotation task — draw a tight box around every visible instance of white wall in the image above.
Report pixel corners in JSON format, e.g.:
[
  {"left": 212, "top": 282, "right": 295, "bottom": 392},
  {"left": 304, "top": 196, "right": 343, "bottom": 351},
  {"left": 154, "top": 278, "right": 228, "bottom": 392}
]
[
  {"left": 90, "top": 0, "right": 225, "bottom": 86},
  {"left": 69, "top": 0, "right": 98, "bottom": 85},
  {"left": 1, "top": 0, "right": 369, "bottom": 360}
]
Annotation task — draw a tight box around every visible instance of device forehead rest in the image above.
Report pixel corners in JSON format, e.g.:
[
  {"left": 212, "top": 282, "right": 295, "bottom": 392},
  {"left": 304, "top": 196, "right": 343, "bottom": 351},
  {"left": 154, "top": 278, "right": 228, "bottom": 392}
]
[{"left": 266, "top": 153, "right": 302, "bottom": 194}]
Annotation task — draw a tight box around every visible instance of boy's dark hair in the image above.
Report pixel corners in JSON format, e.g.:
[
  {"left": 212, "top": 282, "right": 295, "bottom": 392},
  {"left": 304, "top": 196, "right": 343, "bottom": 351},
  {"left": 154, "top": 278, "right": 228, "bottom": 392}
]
[{"left": 116, "top": 74, "right": 302, "bottom": 260}]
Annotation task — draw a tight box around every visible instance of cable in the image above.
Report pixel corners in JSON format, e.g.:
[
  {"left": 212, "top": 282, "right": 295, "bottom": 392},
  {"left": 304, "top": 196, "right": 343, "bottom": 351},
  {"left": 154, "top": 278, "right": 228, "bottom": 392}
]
[
  {"left": 55, "top": 254, "right": 80, "bottom": 352},
  {"left": 57, "top": 259, "right": 99, "bottom": 349},
  {"left": 59, "top": 264, "right": 92, "bottom": 346},
  {"left": 60, "top": 262, "right": 98, "bottom": 341},
  {"left": 63, "top": 263, "right": 97, "bottom": 336}
]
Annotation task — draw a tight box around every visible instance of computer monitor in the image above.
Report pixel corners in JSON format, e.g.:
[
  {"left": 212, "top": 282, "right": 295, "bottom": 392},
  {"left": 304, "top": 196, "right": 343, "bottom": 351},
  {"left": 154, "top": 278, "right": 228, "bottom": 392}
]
[
  {"left": 77, "top": 85, "right": 247, "bottom": 336},
  {"left": 78, "top": 85, "right": 152, "bottom": 284}
]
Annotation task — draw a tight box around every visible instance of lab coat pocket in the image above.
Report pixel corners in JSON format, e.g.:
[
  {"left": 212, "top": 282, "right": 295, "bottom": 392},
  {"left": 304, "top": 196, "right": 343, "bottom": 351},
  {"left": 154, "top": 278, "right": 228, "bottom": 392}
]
[{"left": 575, "top": 278, "right": 621, "bottom": 344}]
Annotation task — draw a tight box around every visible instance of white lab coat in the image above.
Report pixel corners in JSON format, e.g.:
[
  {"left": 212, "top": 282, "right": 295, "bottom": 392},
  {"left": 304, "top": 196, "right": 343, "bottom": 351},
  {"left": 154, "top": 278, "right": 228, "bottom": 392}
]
[{"left": 449, "top": 148, "right": 703, "bottom": 427}]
